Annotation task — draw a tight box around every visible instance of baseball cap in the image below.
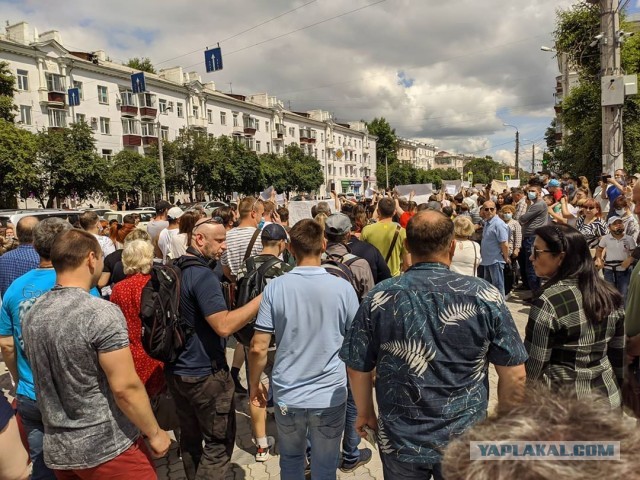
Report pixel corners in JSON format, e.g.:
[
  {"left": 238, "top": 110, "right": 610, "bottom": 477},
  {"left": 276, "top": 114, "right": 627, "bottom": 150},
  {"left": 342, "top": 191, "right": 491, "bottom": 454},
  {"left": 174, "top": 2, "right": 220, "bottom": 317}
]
[
  {"left": 155, "top": 200, "right": 171, "bottom": 213},
  {"left": 261, "top": 223, "right": 288, "bottom": 241},
  {"left": 548, "top": 179, "right": 561, "bottom": 187},
  {"left": 427, "top": 201, "right": 442, "bottom": 211},
  {"left": 167, "top": 207, "right": 184, "bottom": 220},
  {"left": 325, "top": 213, "right": 352, "bottom": 235},
  {"left": 607, "top": 215, "right": 624, "bottom": 226}
]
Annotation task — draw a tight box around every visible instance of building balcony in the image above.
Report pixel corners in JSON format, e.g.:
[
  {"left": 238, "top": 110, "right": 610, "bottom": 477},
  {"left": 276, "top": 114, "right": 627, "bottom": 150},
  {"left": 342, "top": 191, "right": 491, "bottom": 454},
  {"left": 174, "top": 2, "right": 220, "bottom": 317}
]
[
  {"left": 189, "top": 116, "right": 207, "bottom": 129},
  {"left": 142, "top": 136, "right": 158, "bottom": 146},
  {"left": 123, "top": 134, "right": 142, "bottom": 146},
  {"left": 39, "top": 90, "right": 66, "bottom": 106},
  {"left": 47, "top": 126, "right": 65, "bottom": 133},
  {"left": 232, "top": 124, "right": 244, "bottom": 135},
  {"left": 275, "top": 123, "right": 285, "bottom": 139},
  {"left": 554, "top": 104, "right": 562, "bottom": 114},
  {"left": 139, "top": 107, "right": 157, "bottom": 119},
  {"left": 243, "top": 116, "right": 257, "bottom": 135},
  {"left": 120, "top": 105, "right": 138, "bottom": 116}
]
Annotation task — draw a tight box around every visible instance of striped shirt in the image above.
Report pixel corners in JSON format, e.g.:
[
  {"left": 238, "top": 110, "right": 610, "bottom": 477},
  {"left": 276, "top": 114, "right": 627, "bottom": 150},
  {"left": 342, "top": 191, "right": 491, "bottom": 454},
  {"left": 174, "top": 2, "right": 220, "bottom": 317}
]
[
  {"left": 506, "top": 219, "right": 522, "bottom": 256},
  {"left": 576, "top": 216, "right": 608, "bottom": 249},
  {"left": 220, "top": 227, "right": 263, "bottom": 277},
  {"left": 0, "top": 244, "right": 39, "bottom": 298},
  {"left": 525, "top": 278, "right": 624, "bottom": 409}
]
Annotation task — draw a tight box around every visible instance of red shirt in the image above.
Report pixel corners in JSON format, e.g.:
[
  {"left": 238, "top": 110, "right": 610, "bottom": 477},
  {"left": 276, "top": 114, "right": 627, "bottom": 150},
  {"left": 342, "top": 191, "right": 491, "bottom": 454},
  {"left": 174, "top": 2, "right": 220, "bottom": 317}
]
[
  {"left": 399, "top": 211, "right": 415, "bottom": 228},
  {"left": 110, "top": 273, "right": 165, "bottom": 397}
]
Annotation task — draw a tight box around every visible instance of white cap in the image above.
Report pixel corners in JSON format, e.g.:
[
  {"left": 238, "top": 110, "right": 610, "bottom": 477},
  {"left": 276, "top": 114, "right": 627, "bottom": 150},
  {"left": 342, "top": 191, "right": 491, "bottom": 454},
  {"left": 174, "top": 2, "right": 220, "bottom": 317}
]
[
  {"left": 167, "top": 207, "right": 184, "bottom": 220},
  {"left": 607, "top": 215, "right": 623, "bottom": 226}
]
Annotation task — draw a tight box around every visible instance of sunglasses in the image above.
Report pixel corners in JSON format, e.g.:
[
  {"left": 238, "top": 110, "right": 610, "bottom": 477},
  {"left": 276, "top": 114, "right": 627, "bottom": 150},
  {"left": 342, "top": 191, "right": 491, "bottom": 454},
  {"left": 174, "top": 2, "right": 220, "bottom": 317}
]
[
  {"left": 483, "top": 207, "right": 495, "bottom": 211},
  {"left": 584, "top": 206, "right": 596, "bottom": 210},
  {"left": 530, "top": 245, "right": 553, "bottom": 259},
  {"left": 192, "top": 216, "right": 224, "bottom": 233}
]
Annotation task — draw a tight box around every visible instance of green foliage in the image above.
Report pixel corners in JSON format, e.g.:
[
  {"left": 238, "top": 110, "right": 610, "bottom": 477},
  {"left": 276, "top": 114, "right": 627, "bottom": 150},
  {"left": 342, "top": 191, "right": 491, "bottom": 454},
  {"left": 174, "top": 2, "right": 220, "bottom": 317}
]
[
  {"left": 554, "top": 3, "right": 600, "bottom": 80},
  {"left": 107, "top": 150, "right": 161, "bottom": 201},
  {"left": 0, "top": 61, "right": 17, "bottom": 122},
  {"left": 0, "top": 119, "right": 39, "bottom": 207},
  {"left": 35, "top": 122, "right": 109, "bottom": 207},
  {"left": 367, "top": 117, "right": 398, "bottom": 172},
  {"left": 259, "top": 144, "right": 323, "bottom": 194},
  {"left": 385, "top": 162, "right": 461, "bottom": 190},
  {"left": 463, "top": 157, "right": 506, "bottom": 185},
  {"left": 125, "top": 57, "right": 157, "bottom": 74}
]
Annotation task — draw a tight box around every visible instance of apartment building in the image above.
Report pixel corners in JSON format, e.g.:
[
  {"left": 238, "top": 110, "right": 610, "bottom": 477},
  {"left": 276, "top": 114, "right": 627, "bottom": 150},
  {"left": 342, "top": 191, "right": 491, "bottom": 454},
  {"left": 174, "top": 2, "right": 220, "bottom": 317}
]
[
  {"left": 1, "top": 21, "right": 377, "bottom": 194},
  {"left": 397, "top": 137, "right": 437, "bottom": 171},
  {"left": 433, "top": 151, "right": 471, "bottom": 176}
]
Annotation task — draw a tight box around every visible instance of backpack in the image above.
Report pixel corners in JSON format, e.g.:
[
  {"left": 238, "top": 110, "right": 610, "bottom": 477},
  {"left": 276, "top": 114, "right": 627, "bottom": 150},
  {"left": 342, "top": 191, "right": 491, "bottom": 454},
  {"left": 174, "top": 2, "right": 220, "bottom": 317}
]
[
  {"left": 233, "top": 256, "right": 284, "bottom": 346},
  {"left": 139, "top": 257, "right": 203, "bottom": 363},
  {"left": 322, "top": 252, "right": 361, "bottom": 300}
]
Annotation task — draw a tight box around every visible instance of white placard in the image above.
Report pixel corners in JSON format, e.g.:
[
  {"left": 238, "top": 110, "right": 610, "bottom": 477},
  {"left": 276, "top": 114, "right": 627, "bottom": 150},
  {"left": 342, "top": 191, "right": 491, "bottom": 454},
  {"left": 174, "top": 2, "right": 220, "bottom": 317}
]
[
  {"left": 442, "top": 180, "right": 462, "bottom": 195},
  {"left": 490, "top": 180, "right": 508, "bottom": 193},
  {"left": 365, "top": 188, "right": 374, "bottom": 199},
  {"left": 275, "top": 194, "right": 286, "bottom": 205},
  {"left": 396, "top": 183, "right": 433, "bottom": 197},
  {"left": 506, "top": 179, "right": 521, "bottom": 190},
  {"left": 288, "top": 200, "right": 336, "bottom": 225},
  {"left": 260, "top": 186, "right": 274, "bottom": 201}
]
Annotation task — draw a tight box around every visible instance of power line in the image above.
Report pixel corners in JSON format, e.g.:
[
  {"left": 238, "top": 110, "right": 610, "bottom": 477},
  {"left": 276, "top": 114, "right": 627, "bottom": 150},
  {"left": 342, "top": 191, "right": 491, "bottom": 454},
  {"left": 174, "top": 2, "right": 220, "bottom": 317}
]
[
  {"left": 182, "top": 0, "right": 389, "bottom": 69},
  {"left": 156, "top": 0, "right": 318, "bottom": 66}
]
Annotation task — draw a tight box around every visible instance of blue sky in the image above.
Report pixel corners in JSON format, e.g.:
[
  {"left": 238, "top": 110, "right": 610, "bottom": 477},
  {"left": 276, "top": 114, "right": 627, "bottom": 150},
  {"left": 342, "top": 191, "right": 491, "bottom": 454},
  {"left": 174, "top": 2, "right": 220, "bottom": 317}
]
[{"left": 1, "top": 0, "right": 632, "bottom": 167}]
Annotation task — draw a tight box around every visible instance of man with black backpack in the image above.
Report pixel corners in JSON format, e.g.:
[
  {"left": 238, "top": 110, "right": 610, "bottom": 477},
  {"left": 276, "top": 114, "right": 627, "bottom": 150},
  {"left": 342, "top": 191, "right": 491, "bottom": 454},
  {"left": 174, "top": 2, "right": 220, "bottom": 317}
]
[
  {"left": 164, "top": 218, "right": 263, "bottom": 480},
  {"left": 235, "top": 223, "right": 292, "bottom": 463}
]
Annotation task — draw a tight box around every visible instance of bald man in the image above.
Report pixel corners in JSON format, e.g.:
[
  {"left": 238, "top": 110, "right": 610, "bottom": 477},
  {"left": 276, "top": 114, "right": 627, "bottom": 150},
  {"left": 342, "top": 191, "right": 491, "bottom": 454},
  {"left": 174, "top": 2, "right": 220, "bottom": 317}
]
[
  {"left": 341, "top": 210, "right": 527, "bottom": 479},
  {"left": 0, "top": 216, "right": 40, "bottom": 297},
  {"left": 480, "top": 201, "right": 510, "bottom": 297},
  {"left": 165, "top": 218, "right": 262, "bottom": 479}
]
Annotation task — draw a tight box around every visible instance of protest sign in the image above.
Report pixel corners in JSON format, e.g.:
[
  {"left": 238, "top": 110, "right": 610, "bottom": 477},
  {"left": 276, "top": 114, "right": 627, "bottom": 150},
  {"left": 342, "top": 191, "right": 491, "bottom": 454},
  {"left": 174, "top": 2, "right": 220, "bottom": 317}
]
[
  {"left": 288, "top": 200, "right": 335, "bottom": 225},
  {"left": 490, "top": 180, "right": 508, "bottom": 193}
]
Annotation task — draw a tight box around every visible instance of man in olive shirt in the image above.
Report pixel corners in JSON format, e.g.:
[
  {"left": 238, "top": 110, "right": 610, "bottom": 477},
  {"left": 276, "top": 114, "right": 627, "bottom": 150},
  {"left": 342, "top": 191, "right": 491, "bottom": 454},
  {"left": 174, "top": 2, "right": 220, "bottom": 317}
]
[{"left": 361, "top": 198, "right": 410, "bottom": 276}]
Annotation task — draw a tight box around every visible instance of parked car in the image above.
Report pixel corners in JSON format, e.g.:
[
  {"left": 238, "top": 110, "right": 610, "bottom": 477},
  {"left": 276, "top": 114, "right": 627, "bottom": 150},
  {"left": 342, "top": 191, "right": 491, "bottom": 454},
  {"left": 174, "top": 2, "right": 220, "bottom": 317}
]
[
  {"left": 81, "top": 208, "right": 111, "bottom": 217},
  {"left": 103, "top": 209, "right": 155, "bottom": 230},
  {"left": 0, "top": 209, "right": 83, "bottom": 228},
  {"left": 186, "top": 200, "right": 228, "bottom": 216}
]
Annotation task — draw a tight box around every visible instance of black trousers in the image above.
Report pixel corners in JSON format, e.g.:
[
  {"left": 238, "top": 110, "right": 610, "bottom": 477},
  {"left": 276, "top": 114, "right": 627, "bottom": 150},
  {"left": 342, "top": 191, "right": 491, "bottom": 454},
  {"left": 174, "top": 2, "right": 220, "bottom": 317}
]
[{"left": 165, "top": 369, "right": 236, "bottom": 480}]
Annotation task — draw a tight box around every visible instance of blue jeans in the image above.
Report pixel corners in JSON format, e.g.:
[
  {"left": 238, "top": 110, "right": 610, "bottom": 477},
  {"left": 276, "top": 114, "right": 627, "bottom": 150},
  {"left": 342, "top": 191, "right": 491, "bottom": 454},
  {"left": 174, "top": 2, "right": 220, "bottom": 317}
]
[
  {"left": 342, "top": 386, "right": 360, "bottom": 465},
  {"left": 17, "top": 395, "right": 55, "bottom": 480},
  {"left": 523, "top": 236, "right": 540, "bottom": 291},
  {"left": 483, "top": 262, "right": 505, "bottom": 297},
  {"left": 275, "top": 403, "right": 346, "bottom": 480},
  {"left": 604, "top": 269, "right": 631, "bottom": 301},
  {"left": 381, "top": 453, "right": 443, "bottom": 480}
]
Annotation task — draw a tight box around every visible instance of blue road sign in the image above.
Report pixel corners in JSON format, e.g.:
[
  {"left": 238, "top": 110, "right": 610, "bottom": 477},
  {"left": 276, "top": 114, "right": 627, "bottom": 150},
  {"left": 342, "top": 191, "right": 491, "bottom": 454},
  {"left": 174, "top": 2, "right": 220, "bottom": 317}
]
[
  {"left": 131, "top": 72, "right": 146, "bottom": 93},
  {"left": 68, "top": 87, "right": 80, "bottom": 106},
  {"left": 204, "top": 47, "right": 223, "bottom": 73}
]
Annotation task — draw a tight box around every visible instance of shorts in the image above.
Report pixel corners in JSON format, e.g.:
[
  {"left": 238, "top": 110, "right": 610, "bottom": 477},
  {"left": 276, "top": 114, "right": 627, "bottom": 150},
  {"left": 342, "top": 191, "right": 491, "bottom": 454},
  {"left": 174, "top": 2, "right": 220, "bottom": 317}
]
[{"left": 0, "top": 392, "right": 14, "bottom": 431}]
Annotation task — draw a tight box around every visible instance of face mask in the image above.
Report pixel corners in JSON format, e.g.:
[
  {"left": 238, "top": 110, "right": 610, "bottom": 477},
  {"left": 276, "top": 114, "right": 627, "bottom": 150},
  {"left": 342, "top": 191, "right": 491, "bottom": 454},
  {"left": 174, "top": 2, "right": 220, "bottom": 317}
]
[
  {"left": 528, "top": 192, "right": 537, "bottom": 201},
  {"left": 615, "top": 209, "right": 626, "bottom": 216},
  {"left": 504, "top": 213, "right": 513, "bottom": 221}
]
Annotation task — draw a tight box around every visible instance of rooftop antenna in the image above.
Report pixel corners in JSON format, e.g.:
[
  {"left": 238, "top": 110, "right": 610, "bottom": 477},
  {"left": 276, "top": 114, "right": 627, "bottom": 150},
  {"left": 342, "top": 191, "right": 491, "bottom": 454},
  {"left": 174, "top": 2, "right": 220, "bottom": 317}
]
[{"left": 227, "top": 82, "right": 233, "bottom": 94}]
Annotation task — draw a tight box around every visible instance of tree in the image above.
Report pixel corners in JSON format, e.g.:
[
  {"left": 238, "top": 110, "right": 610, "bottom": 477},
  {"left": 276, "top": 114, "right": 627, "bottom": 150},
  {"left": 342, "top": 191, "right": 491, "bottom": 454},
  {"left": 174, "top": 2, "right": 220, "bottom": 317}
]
[
  {"left": 0, "top": 120, "right": 39, "bottom": 207},
  {"left": 35, "top": 122, "right": 109, "bottom": 208},
  {"left": 367, "top": 117, "right": 398, "bottom": 172},
  {"left": 125, "top": 57, "right": 157, "bottom": 74},
  {"left": 462, "top": 157, "right": 506, "bottom": 185},
  {"left": 549, "top": 3, "right": 640, "bottom": 181},
  {"left": 285, "top": 144, "right": 324, "bottom": 194},
  {"left": 0, "top": 61, "right": 17, "bottom": 122},
  {"left": 210, "top": 135, "right": 264, "bottom": 198},
  {"left": 107, "top": 150, "right": 162, "bottom": 202}
]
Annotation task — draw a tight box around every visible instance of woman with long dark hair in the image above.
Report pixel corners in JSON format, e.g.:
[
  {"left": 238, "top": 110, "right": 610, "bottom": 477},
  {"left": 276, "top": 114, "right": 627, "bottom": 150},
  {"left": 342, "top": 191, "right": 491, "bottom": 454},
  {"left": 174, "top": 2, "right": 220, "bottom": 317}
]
[{"left": 524, "top": 224, "right": 625, "bottom": 408}]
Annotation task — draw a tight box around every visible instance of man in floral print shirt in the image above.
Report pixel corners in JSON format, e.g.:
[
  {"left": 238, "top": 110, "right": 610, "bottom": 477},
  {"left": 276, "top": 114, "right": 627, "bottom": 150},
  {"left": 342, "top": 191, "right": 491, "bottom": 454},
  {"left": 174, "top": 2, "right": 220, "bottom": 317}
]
[{"left": 340, "top": 210, "right": 528, "bottom": 480}]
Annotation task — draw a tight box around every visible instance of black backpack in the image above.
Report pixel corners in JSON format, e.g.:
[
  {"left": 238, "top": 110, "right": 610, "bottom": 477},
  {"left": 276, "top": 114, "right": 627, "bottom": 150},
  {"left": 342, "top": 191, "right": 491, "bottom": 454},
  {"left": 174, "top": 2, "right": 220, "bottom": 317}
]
[
  {"left": 139, "top": 258, "right": 202, "bottom": 363},
  {"left": 322, "top": 253, "right": 361, "bottom": 300},
  {"left": 234, "top": 256, "right": 283, "bottom": 346}
]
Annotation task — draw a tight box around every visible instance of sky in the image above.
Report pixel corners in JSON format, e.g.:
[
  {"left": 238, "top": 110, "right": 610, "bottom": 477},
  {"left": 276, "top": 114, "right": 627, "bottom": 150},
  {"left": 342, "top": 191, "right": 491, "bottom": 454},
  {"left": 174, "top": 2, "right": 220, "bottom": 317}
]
[{"left": 2, "top": 0, "right": 638, "bottom": 166}]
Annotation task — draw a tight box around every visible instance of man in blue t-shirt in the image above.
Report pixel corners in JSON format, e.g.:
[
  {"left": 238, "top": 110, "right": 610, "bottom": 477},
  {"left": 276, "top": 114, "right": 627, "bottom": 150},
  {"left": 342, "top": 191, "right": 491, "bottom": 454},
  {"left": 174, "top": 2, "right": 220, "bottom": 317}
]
[
  {"left": 249, "top": 219, "right": 360, "bottom": 479},
  {"left": 164, "top": 218, "right": 262, "bottom": 480},
  {"left": 0, "top": 218, "right": 73, "bottom": 480},
  {"left": 602, "top": 169, "right": 627, "bottom": 219}
]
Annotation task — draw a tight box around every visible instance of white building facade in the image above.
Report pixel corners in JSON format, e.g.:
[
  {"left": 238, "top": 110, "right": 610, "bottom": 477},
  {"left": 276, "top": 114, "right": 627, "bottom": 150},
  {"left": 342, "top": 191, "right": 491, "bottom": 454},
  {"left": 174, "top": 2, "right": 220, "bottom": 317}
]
[
  {"left": 397, "top": 137, "right": 437, "bottom": 171},
  {"left": 1, "top": 22, "right": 377, "bottom": 197}
]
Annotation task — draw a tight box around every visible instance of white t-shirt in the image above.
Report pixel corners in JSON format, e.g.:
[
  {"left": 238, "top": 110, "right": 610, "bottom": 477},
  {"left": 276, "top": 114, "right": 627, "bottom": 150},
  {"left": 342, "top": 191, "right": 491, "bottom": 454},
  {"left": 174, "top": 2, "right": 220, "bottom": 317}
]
[
  {"left": 94, "top": 234, "right": 116, "bottom": 258},
  {"left": 450, "top": 239, "right": 481, "bottom": 277},
  {"left": 169, "top": 232, "right": 188, "bottom": 260},
  {"left": 599, "top": 233, "right": 636, "bottom": 270},
  {"left": 158, "top": 228, "right": 179, "bottom": 264}
]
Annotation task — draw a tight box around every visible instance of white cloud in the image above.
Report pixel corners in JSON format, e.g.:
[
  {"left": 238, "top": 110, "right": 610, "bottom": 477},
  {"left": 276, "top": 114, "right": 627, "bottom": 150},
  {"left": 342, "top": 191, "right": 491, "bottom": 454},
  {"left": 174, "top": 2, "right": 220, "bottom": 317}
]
[
  {"left": 1, "top": 0, "right": 577, "bottom": 156},
  {"left": 494, "top": 149, "right": 515, "bottom": 166}
]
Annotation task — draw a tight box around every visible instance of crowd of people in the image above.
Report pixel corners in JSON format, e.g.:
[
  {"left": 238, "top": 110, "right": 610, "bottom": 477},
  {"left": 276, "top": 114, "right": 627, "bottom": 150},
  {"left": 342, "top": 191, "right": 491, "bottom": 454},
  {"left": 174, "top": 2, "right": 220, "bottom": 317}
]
[{"left": 0, "top": 169, "right": 639, "bottom": 480}]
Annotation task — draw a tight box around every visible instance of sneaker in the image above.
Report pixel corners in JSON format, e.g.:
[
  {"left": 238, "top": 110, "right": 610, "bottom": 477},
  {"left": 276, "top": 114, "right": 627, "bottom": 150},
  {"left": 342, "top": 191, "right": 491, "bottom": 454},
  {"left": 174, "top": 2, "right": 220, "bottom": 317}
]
[
  {"left": 339, "top": 448, "right": 373, "bottom": 472},
  {"left": 254, "top": 436, "right": 275, "bottom": 462}
]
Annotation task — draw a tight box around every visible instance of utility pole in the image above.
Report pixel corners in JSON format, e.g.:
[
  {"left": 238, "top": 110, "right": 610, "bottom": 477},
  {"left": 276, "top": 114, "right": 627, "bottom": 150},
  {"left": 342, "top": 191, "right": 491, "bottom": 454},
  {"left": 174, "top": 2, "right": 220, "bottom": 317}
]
[
  {"left": 157, "top": 122, "right": 167, "bottom": 200},
  {"left": 514, "top": 130, "right": 520, "bottom": 179},
  {"left": 597, "top": 0, "right": 624, "bottom": 173},
  {"left": 385, "top": 154, "right": 389, "bottom": 190},
  {"left": 531, "top": 143, "right": 535, "bottom": 174}
]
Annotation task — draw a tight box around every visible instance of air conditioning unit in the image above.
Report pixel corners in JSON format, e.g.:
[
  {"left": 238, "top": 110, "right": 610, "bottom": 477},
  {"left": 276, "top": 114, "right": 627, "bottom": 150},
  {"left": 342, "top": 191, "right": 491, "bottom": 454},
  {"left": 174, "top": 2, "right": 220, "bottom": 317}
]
[{"left": 90, "top": 117, "right": 98, "bottom": 123}]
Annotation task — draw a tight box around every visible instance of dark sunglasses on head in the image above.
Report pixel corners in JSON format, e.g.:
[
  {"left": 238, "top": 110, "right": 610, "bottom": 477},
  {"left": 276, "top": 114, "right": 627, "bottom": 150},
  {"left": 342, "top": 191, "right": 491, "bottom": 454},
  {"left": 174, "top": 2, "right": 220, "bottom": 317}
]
[{"left": 192, "top": 216, "right": 224, "bottom": 233}]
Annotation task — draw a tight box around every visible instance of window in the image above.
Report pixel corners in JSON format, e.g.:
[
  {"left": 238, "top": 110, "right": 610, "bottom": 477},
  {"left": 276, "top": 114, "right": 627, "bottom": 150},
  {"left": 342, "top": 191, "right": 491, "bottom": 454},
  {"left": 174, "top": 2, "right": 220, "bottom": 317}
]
[
  {"left": 19, "top": 105, "right": 31, "bottom": 125},
  {"left": 208, "top": 133, "right": 214, "bottom": 140},
  {"left": 220, "top": 112, "right": 227, "bottom": 125},
  {"left": 140, "top": 93, "right": 155, "bottom": 108},
  {"left": 321, "top": 132, "right": 324, "bottom": 142},
  {"left": 314, "top": 148, "right": 318, "bottom": 158},
  {"left": 97, "top": 85, "right": 109, "bottom": 104},
  {"left": 120, "top": 90, "right": 135, "bottom": 107},
  {"left": 75, "top": 113, "right": 86, "bottom": 124},
  {"left": 141, "top": 122, "right": 155, "bottom": 136},
  {"left": 161, "top": 126, "right": 169, "bottom": 141},
  {"left": 289, "top": 127, "right": 295, "bottom": 137},
  {"left": 255, "top": 120, "right": 260, "bottom": 132},
  {"left": 267, "top": 142, "right": 271, "bottom": 153},
  {"left": 99, "top": 117, "right": 110, "bottom": 135},
  {"left": 122, "top": 118, "right": 138, "bottom": 135},
  {"left": 321, "top": 150, "right": 325, "bottom": 160},
  {"left": 256, "top": 140, "right": 261, "bottom": 152},
  {"left": 265, "top": 121, "right": 270, "bottom": 132},
  {"left": 73, "top": 81, "right": 84, "bottom": 100},
  {"left": 207, "top": 109, "right": 213, "bottom": 123},
  {"left": 192, "top": 105, "right": 199, "bottom": 118},
  {"left": 48, "top": 109, "right": 66, "bottom": 127},
  {"left": 339, "top": 136, "right": 342, "bottom": 145},
  {"left": 46, "top": 74, "right": 64, "bottom": 92},
  {"left": 159, "top": 98, "right": 167, "bottom": 113},
  {"left": 16, "top": 69, "right": 28, "bottom": 91},
  {"left": 176, "top": 102, "right": 184, "bottom": 117},
  {"left": 233, "top": 113, "right": 239, "bottom": 127},
  {"left": 102, "top": 149, "right": 113, "bottom": 161}
]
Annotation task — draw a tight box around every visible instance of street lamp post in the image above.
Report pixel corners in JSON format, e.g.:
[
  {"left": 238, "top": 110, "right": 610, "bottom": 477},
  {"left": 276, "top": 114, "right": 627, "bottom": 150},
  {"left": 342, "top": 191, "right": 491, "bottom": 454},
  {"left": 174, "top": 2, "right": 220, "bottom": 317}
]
[{"left": 503, "top": 123, "right": 519, "bottom": 179}]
